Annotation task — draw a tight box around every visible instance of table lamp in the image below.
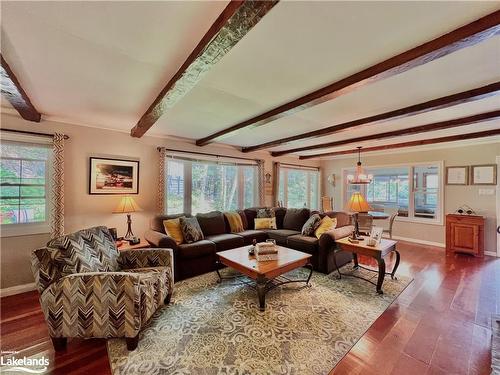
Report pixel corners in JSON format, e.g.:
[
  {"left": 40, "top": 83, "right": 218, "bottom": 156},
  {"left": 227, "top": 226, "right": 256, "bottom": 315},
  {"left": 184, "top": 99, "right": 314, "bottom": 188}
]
[
  {"left": 113, "top": 197, "right": 142, "bottom": 240},
  {"left": 345, "top": 192, "right": 371, "bottom": 240}
]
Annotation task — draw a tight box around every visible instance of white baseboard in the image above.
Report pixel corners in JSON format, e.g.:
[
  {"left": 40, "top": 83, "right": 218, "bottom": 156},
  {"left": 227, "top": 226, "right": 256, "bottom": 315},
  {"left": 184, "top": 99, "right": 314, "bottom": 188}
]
[
  {"left": 485, "top": 251, "right": 499, "bottom": 257},
  {"left": 0, "top": 282, "right": 36, "bottom": 298},
  {"left": 389, "top": 235, "right": 445, "bottom": 248}
]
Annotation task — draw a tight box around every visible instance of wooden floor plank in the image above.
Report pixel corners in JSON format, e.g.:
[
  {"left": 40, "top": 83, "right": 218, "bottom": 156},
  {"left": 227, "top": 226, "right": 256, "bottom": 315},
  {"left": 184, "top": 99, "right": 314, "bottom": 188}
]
[{"left": 1, "top": 241, "right": 497, "bottom": 375}]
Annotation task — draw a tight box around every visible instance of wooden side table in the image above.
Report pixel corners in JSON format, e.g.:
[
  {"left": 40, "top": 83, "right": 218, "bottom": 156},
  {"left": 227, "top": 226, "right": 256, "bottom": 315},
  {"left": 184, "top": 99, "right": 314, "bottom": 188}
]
[
  {"left": 116, "top": 239, "right": 150, "bottom": 251},
  {"left": 335, "top": 237, "right": 400, "bottom": 294}
]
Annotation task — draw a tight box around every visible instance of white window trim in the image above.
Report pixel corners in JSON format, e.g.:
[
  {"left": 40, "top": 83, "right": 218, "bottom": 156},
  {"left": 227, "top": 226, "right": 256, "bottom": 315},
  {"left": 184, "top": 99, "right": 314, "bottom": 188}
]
[
  {"left": 0, "top": 134, "right": 53, "bottom": 237},
  {"left": 279, "top": 167, "right": 320, "bottom": 210},
  {"left": 165, "top": 158, "right": 258, "bottom": 215},
  {"left": 341, "top": 161, "right": 444, "bottom": 226}
]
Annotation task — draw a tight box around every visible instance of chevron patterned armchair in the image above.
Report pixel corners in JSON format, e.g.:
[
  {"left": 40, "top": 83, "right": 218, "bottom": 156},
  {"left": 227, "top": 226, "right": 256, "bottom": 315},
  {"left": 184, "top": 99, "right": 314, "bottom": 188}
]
[{"left": 31, "top": 226, "right": 174, "bottom": 351}]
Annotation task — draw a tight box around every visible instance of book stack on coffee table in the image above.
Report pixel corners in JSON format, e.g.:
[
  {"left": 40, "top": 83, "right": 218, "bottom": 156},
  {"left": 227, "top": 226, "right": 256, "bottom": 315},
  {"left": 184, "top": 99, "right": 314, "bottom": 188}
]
[{"left": 255, "top": 242, "right": 278, "bottom": 261}]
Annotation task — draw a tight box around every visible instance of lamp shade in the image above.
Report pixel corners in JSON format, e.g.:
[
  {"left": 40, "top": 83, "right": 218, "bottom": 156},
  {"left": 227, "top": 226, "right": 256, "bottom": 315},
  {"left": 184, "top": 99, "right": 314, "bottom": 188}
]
[
  {"left": 345, "top": 192, "right": 371, "bottom": 213},
  {"left": 113, "top": 197, "right": 142, "bottom": 213}
]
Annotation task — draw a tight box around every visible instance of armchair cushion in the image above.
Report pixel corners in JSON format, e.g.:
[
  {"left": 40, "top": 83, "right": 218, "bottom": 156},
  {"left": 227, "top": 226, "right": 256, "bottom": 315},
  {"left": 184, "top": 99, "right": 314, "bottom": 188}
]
[{"left": 118, "top": 248, "right": 173, "bottom": 270}]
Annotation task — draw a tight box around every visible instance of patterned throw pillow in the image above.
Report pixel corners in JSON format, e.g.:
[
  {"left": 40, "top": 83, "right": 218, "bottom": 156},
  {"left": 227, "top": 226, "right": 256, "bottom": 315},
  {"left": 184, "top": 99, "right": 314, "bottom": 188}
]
[
  {"left": 314, "top": 216, "right": 338, "bottom": 239},
  {"left": 224, "top": 212, "right": 244, "bottom": 233},
  {"left": 179, "top": 217, "right": 204, "bottom": 243},
  {"left": 254, "top": 217, "right": 277, "bottom": 230},
  {"left": 257, "top": 208, "right": 275, "bottom": 218},
  {"left": 301, "top": 214, "right": 322, "bottom": 236},
  {"left": 163, "top": 218, "right": 184, "bottom": 245}
]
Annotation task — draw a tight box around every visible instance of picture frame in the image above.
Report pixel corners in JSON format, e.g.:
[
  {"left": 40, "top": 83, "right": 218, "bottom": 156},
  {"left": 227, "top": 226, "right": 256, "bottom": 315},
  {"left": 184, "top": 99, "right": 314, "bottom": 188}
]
[
  {"left": 470, "top": 164, "right": 497, "bottom": 185},
  {"left": 369, "top": 226, "right": 383, "bottom": 244},
  {"left": 89, "top": 157, "right": 139, "bottom": 195},
  {"left": 446, "top": 166, "right": 469, "bottom": 185}
]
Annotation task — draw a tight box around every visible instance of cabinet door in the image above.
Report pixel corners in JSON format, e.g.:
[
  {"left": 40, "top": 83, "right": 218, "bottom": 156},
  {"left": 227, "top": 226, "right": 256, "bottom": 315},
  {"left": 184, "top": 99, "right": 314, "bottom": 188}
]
[{"left": 450, "top": 223, "right": 479, "bottom": 254}]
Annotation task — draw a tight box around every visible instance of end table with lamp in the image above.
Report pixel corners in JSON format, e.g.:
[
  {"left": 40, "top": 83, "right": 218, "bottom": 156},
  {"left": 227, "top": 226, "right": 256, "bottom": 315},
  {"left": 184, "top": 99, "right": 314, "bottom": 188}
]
[
  {"left": 113, "top": 196, "right": 142, "bottom": 242},
  {"left": 345, "top": 192, "right": 371, "bottom": 240}
]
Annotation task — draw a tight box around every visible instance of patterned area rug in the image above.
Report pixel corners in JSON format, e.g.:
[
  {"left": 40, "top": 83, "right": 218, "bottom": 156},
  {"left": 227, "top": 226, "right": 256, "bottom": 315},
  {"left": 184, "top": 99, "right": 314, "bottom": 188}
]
[
  {"left": 107, "top": 266, "right": 412, "bottom": 375},
  {"left": 492, "top": 314, "right": 500, "bottom": 375}
]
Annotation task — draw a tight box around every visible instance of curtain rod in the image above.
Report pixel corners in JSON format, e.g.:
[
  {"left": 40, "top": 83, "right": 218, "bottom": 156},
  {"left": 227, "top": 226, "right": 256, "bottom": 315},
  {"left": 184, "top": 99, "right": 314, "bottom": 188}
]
[
  {"left": 279, "top": 162, "right": 319, "bottom": 170},
  {"left": 157, "top": 147, "right": 262, "bottom": 162},
  {"left": 0, "top": 128, "right": 70, "bottom": 139}
]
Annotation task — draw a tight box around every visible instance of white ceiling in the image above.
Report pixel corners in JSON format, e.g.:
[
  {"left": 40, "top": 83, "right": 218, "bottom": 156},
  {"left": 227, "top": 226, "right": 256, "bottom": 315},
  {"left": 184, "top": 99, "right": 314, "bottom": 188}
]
[{"left": 1, "top": 1, "right": 499, "bottom": 158}]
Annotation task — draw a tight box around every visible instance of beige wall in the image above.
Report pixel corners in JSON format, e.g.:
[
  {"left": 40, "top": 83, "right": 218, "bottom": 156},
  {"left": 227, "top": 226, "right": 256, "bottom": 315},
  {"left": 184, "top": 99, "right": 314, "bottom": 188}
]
[
  {"left": 321, "top": 142, "right": 500, "bottom": 252},
  {"left": 0, "top": 113, "right": 319, "bottom": 290}
]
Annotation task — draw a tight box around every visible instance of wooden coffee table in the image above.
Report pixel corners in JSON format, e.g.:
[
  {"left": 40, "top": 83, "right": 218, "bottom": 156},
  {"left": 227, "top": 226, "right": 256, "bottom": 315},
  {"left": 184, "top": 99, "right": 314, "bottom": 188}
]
[
  {"left": 335, "top": 237, "right": 400, "bottom": 294},
  {"left": 216, "top": 246, "right": 313, "bottom": 311}
]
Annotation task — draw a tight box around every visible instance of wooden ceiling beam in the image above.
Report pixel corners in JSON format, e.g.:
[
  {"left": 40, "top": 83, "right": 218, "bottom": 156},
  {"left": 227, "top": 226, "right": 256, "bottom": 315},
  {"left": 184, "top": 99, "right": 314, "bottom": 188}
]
[
  {"left": 0, "top": 54, "right": 41, "bottom": 122},
  {"left": 246, "top": 82, "right": 500, "bottom": 154},
  {"left": 271, "top": 109, "right": 500, "bottom": 157},
  {"left": 131, "top": 0, "right": 279, "bottom": 138},
  {"left": 196, "top": 10, "right": 500, "bottom": 146},
  {"left": 299, "top": 129, "right": 500, "bottom": 160}
]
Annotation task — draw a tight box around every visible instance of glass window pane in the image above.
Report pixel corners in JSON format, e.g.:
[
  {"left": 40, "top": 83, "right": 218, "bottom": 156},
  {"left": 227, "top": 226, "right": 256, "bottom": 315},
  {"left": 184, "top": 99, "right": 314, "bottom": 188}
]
[
  {"left": 309, "top": 171, "right": 319, "bottom": 210},
  {"left": 166, "top": 160, "right": 184, "bottom": 215},
  {"left": 243, "top": 166, "right": 256, "bottom": 208},
  {"left": 1, "top": 159, "right": 21, "bottom": 185},
  {"left": 414, "top": 192, "right": 436, "bottom": 219},
  {"left": 1, "top": 186, "right": 20, "bottom": 198},
  {"left": 20, "top": 185, "right": 45, "bottom": 198},
  {"left": 278, "top": 170, "right": 285, "bottom": 205},
  {"left": 21, "top": 160, "right": 46, "bottom": 185},
  {"left": 1, "top": 199, "right": 19, "bottom": 224},
  {"left": 0, "top": 142, "right": 49, "bottom": 160},
  {"left": 287, "top": 169, "right": 307, "bottom": 208}
]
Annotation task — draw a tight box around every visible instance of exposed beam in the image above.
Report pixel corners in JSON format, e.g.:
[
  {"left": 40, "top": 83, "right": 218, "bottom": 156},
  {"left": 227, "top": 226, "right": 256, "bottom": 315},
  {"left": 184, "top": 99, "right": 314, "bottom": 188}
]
[
  {"left": 131, "top": 0, "right": 279, "bottom": 138},
  {"left": 247, "top": 82, "right": 500, "bottom": 154},
  {"left": 271, "top": 110, "right": 500, "bottom": 157},
  {"left": 299, "top": 129, "right": 500, "bottom": 160},
  {"left": 196, "top": 10, "right": 500, "bottom": 146},
  {"left": 0, "top": 54, "right": 41, "bottom": 122}
]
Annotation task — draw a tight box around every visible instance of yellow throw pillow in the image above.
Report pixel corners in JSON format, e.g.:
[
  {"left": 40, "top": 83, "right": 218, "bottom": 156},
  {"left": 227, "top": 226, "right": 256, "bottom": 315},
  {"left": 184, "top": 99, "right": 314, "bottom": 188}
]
[
  {"left": 314, "top": 216, "right": 337, "bottom": 239},
  {"left": 254, "top": 217, "right": 277, "bottom": 230},
  {"left": 163, "top": 218, "right": 184, "bottom": 245},
  {"left": 224, "top": 212, "right": 244, "bottom": 233}
]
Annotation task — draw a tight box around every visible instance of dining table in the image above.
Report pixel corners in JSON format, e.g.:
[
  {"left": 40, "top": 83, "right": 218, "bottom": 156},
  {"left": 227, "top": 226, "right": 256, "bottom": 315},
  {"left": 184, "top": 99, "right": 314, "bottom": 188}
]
[{"left": 368, "top": 211, "right": 390, "bottom": 220}]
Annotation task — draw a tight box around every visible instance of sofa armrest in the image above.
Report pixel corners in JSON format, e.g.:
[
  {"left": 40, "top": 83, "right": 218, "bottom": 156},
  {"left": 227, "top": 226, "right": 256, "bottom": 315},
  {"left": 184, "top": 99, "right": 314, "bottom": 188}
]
[
  {"left": 145, "top": 229, "right": 178, "bottom": 249},
  {"left": 40, "top": 272, "right": 142, "bottom": 339},
  {"left": 119, "top": 248, "right": 173, "bottom": 271},
  {"left": 327, "top": 225, "right": 355, "bottom": 240}
]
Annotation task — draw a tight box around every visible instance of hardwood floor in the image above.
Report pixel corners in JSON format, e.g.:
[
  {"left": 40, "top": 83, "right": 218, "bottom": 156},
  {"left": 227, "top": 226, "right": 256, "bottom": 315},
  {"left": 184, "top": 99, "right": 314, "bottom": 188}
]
[{"left": 1, "top": 241, "right": 497, "bottom": 374}]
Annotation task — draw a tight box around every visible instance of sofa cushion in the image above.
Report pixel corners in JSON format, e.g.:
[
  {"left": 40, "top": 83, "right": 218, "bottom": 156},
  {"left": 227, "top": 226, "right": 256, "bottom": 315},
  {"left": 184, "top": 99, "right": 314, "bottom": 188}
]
[
  {"left": 274, "top": 207, "right": 287, "bottom": 229},
  {"left": 237, "top": 210, "right": 248, "bottom": 230},
  {"left": 255, "top": 217, "right": 277, "bottom": 230},
  {"left": 301, "top": 214, "right": 322, "bottom": 236},
  {"left": 180, "top": 217, "right": 204, "bottom": 243},
  {"left": 205, "top": 233, "right": 245, "bottom": 251},
  {"left": 287, "top": 234, "right": 319, "bottom": 254},
  {"left": 315, "top": 216, "right": 337, "bottom": 239},
  {"left": 243, "top": 208, "right": 259, "bottom": 229},
  {"left": 163, "top": 218, "right": 184, "bottom": 245},
  {"left": 257, "top": 208, "right": 275, "bottom": 218},
  {"left": 151, "top": 213, "right": 191, "bottom": 233},
  {"left": 283, "top": 208, "right": 311, "bottom": 231},
  {"left": 265, "top": 229, "right": 300, "bottom": 245},
  {"left": 177, "top": 240, "right": 216, "bottom": 259},
  {"left": 323, "top": 211, "right": 352, "bottom": 228},
  {"left": 224, "top": 212, "right": 244, "bottom": 233},
  {"left": 235, "top": 230, "right": 268, "bottom": 245},
  {"left": 196, "top": 211, "right": 226, "bottom": 236}
]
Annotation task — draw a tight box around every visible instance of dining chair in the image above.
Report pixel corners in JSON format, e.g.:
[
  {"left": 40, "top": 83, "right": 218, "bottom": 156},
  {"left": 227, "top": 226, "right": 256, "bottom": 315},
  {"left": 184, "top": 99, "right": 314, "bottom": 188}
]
[
  {"left": 382, "top": 207, "right": 399, "bottom": 239},
  {"left": 357, "top": 213, "right": 373, "bottom": 235}
]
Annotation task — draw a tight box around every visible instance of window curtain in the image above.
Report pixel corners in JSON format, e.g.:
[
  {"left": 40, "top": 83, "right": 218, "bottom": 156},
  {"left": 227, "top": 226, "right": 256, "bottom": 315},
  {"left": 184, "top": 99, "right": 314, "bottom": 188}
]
[
  {"left": 158, "top": 147, "right": 166, "bottom": 213},
  {"left": 257, "top": 160, "right": 265, "bottom": 206},
  {"left": 272, "top": 162, "right": 281, "bottom": 206},
  {"left": 51, "top": 133, "right": 65, "bottom": 238}
]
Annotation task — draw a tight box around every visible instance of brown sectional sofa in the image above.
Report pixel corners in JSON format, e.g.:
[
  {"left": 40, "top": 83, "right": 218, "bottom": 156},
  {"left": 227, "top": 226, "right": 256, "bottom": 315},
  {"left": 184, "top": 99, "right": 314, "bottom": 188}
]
[{"left": 145, "top": 207, "right": 354, "bottom": 281}]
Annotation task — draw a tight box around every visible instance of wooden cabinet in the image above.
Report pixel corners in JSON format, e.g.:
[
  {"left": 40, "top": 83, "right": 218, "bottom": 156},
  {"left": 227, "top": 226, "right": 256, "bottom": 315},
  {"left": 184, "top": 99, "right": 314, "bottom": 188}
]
[{"left": 446, "top": 214, "right": 484, "bottom": 257}]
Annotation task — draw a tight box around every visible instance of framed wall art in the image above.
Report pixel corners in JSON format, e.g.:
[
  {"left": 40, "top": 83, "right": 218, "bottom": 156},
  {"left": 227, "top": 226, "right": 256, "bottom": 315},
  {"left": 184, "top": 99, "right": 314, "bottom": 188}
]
[
  {"left": 470, "top": 164, "right": 497, "bottom": 185},
  {"left": 446, "top": 166, "right": 469, "bottom": 185},
  {"left": 89, "top": 157, "right": 139, "bottom": 194}
]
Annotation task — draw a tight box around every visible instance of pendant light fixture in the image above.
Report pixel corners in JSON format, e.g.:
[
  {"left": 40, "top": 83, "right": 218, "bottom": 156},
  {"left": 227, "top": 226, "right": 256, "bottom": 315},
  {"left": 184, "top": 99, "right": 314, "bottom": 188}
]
[{"left": 347, "top": 147, "right": 373, "bottom": 185}]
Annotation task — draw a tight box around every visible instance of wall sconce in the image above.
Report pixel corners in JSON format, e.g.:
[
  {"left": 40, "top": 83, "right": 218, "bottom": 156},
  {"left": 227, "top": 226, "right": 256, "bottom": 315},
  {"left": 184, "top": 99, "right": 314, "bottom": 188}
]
[
  {"left": 327, "top": 174, "right": 336, "bottom": 187},
  {"left": 265, "top": 172, "right": 272, "bottom": 184}
]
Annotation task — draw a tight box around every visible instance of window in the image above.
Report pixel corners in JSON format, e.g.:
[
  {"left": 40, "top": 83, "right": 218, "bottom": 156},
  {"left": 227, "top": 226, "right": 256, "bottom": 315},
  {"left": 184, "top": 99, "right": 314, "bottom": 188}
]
[
  {"left": 343, "top": 162, "right": 442, "bottom": 224},
  {"left": 1, "top": 136, "right": 52, "bottom": 236},
  {"left": 165, "top": 157, "right": 258, "bottom": 215},
  {"left": 278, "top": 167, "right": 320, "bottom": 209}
]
